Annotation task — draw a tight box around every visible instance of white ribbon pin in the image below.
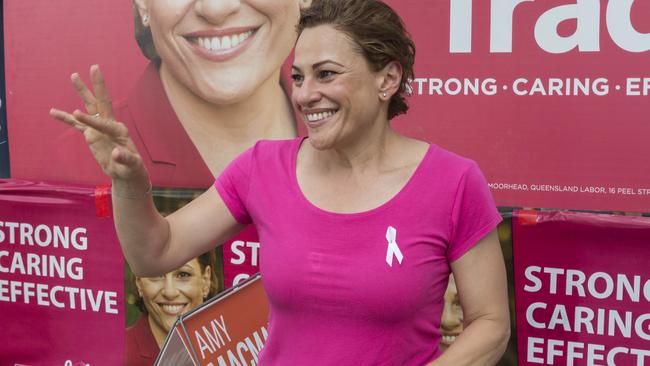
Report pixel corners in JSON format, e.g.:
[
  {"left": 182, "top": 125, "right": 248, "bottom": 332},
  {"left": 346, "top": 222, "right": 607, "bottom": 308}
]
[{"left": 385, "top": 226, "right": 404, "bottom": 267}]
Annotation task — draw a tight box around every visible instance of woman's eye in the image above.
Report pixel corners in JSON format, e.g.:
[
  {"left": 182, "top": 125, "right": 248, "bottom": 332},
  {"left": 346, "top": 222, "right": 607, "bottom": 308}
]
[
  {"left": 291, "top": 74, "right": 304, "bottom": 83},
  {"left": 176, "top": 271, "right": 192, "bottom": 279},
  {"left": 318, "top": 70, "right": 336, "bottom": 79}
]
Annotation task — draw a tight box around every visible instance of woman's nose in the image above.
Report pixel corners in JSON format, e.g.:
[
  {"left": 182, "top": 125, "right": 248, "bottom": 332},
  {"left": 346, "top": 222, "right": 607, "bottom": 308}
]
[
  {"left": 161, "top": 277, "right": 180, "bottom": 298},
  {"left": 294, "top": 79, "right": 322, "bottom": 108},
  {"left": 194, "top": 0, "right": 241, "bottom": 25},
  {"left": 440, "top": 305, "right": 462, "bottom": 330}
]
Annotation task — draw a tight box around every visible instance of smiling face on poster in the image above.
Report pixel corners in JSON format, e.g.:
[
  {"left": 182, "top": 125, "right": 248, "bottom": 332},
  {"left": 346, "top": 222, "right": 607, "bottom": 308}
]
[
  {"left": 134, "top": 0, "right": 300, "bottom": 105},
  {"left": 134, "top": 257, "right": 213, "bottom": 344},
  {"left": 6, "top": 0, "right": 307, "bottom": 188}
]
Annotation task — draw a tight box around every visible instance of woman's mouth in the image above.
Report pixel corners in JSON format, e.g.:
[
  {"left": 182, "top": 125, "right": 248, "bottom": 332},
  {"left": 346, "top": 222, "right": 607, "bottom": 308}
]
[
  {"left": 190, "top": 30, "right": 254, "bottom": 52},
  {"left": 441, "top": 334, "right": 458, "bottom": 346},
  {"left": 185, "top": 27, "right": 259, "bottom": 61},
  {"left": 158, "top": 303, "right": 187, "bottom": 316},
  {"left": 305, "top": 109, "right": 339, "bottom": 124}
]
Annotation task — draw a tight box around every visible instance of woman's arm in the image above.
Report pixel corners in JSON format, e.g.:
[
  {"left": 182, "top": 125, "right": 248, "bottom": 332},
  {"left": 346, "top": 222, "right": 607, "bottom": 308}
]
[
  {"left": 51, "top": 66, "right": 244, "bottom": 277},
  {"left": 428, "top": 229, "right": 510, "bottom": 366},
  {"left": 112, "top": 184, "right": 244, "bottom": 277}
]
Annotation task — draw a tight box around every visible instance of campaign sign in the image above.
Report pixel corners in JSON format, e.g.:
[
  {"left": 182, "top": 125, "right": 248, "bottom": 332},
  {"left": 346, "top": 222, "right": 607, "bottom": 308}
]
[
  {"left": 222, "top": 226, "right": 260, "bottom": 289},
  {"left": 5, "top": 0, "right": 650, "bottom": 210},
  {"left": 513, "top": 211, "right": 650, "bottom": 366},
  {"left": 0, "top": 180, "right": 124, "bottom": 365},
  {"left": 384, "top": 0, "right": 650, "bottom": 212},
  {"left": 156, "top": 275, "right": 269, "bottom": 366}
]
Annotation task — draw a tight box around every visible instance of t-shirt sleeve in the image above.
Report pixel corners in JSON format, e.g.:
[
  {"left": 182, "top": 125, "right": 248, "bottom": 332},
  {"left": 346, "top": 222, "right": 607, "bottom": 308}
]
[
  {"left": 214, "top": 147, "right": 254, "bottom": 225},
  {"left": 447, "top": 162, "right": 502, "bottom": 262}
]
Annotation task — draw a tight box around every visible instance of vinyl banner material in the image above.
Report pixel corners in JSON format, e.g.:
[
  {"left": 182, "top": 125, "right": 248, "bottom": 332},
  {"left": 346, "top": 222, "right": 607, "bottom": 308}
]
[
  {"left": 6, "top": 1, "right": 650, "bottom": 211},
  {"left": 0, "top": 180, "right": 124, "bottom": 365},
  {"left": 382, "top": 0, "right": 650, "bottom": 212},
  {"left": 513, "top": 211, "right": 650, "bottom": 366}
]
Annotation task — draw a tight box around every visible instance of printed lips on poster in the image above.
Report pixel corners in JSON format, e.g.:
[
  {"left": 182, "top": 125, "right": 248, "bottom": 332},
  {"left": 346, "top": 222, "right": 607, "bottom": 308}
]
[
  {"left": 513, "top": 211, "right": 650, "bottom": 366},
  {"left": 0, "top": 180, "right": 124, "bottom": 365}
]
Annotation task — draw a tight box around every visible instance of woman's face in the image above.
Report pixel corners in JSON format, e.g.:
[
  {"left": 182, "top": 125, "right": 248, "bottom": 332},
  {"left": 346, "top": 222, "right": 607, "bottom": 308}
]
[
  {"left": 136, "top": 259, "right": 211, "bottom": 335},
  {"left": 138, "top": 0, "right": 301, "bottom": 104},
  {"left": 440, "top": 275, "right": 463, "bottom": 351},
  {"left": 292, "top": 25, "right": 385, "bottom": 150}
]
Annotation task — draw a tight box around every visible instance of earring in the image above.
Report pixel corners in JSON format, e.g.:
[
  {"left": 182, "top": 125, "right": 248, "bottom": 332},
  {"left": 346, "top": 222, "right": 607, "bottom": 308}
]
[
  {"left": 382, "top": 92, "right": 388, "bottom": 98},
  {"left": 142, "top": 14, "right": 149, "bottom": 26}
]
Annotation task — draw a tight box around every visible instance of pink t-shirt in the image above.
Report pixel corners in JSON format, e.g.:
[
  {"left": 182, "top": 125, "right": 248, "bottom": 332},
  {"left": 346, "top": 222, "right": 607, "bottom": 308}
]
[{"left": 215, "top": 138, "right": 501, "bottom": 365}]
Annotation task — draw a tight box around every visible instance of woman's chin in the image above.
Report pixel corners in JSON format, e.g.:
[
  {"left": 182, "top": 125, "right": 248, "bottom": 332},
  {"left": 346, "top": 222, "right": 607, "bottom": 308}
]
[{"left": 307, "top": 136, "right": 334, "bottom": 151}]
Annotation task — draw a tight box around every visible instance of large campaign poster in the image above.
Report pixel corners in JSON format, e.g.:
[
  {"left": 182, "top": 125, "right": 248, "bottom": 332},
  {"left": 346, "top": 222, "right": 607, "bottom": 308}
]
[
  {"left": 5, "top": 1, "right": 650, "bottom": 211},
  {"left": 0, "top": 180, "right": 124, "bottom": 365},
  {"left": 383, "top": 0, "right": 650, "bottom": 212},
  {"left": 513, "top": 211, "right": 650, "bottom": 366}
]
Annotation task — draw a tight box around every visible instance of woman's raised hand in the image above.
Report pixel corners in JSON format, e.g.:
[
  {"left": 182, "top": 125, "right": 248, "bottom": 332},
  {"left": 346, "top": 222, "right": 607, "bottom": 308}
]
[{"left": 50, "top": 65, "right": 148, "bottom": 184}]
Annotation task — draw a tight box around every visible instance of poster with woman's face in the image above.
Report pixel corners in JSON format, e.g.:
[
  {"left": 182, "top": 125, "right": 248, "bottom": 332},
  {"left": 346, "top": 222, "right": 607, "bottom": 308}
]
[
  {"left": 5, "top": 0, "right": 301, "bottom": 189},
  {"left": 3, "top": 1, "right": 305, "bottom": 364}
]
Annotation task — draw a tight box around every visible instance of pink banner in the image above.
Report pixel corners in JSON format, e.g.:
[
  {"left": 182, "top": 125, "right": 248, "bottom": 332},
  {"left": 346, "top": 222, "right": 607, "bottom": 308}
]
[
  {"left": 0, "top": 180, "right": 124, "bottom": 365},
  {"left": 383, "top": 0, "right": 650, "bottom": 212},
  {"left": 513, "top": 211, "right": 650, "bottom": 366},
  {"left": 222, "top": 226, "right": 260, "bottom": 289},
  {"left": 5, "top": 1, "right": 650, "bottom": 210}
]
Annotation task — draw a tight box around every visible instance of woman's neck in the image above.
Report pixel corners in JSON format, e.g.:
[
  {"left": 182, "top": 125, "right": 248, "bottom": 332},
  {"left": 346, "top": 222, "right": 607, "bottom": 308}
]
[
  {"left": 159, "top": 65, "right": 296, "bottom": 175},
  {"left": 313, "top": 116, "right": 403, "bottom": 175},
  {"left": 148, "top": 314, "right": 167, "bottom": 348}
]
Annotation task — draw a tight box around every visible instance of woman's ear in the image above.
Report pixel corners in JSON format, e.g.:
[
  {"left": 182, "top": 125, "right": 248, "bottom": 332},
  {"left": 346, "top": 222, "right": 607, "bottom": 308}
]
[
  {"left": 135, "top": 278, "right": 144, "bottom": 297},
  {"left": 134, "top": 0, "right": 150, "bottom": 26},
  {"left": 201, "top": 266, "right": 212, "bottom": 299},
  {"left": 299, "top": 0, "right": 313, "bottom": 10},
  {"left": 378, "top": 61, "right": 403, "bottom": 101}
]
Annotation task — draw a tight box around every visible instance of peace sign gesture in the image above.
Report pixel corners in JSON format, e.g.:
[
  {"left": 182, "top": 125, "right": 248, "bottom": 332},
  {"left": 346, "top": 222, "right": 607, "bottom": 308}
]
[{"left": 50, "top": 65, "right": 149, "bottom": 187}]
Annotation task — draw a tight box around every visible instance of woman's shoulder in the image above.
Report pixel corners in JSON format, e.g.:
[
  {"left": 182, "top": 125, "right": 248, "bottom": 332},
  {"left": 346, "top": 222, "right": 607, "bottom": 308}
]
[{"left": 426, "top": 142, "right": 481, "bottom": 175}]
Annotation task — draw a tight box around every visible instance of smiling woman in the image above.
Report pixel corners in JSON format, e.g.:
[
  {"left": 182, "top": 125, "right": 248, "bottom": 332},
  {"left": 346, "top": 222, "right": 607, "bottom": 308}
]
[{"left": 126, "top": 252, "right": 217, "bottom": 366}]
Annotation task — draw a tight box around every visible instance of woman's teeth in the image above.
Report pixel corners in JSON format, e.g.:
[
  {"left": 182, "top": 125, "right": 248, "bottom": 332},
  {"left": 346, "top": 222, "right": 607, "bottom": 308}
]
[
  {"left": 195, "top": 30, "right": 253, "bottom": 52},
  {"left": 161, "top": 304, "right": 185, "bottom": 315},
  {"left": 442, "top": 335, "right": 457, "bottom": 344},
  {"left": 307, "top": 110, "right": 336, "bottom": 122}
]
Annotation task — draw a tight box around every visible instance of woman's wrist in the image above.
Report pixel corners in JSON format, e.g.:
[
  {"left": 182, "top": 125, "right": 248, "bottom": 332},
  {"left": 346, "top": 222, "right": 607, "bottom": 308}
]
[{"left": 111, "top": 178, "right": 153, "bottom": 199}]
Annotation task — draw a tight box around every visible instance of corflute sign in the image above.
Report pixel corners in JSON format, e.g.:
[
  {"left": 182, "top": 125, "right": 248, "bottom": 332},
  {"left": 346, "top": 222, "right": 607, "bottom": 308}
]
[
  {"left": 385, "top": 0, "right": 650, "bottom": 212},
  {"left": 449, "top": 0, "right": 649, "bottom": 53}
]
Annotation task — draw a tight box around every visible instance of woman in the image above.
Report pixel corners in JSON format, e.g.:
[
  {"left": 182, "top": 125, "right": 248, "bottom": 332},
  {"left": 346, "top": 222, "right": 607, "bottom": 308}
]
[
  {"left": 125, "top": 252, "right": 217, "bottom": 365},
  {"left": 63, "top": 0, "right": 310, "bottom": 188},
  {"left": 52, "top": 0, "right": 510, "bottom": 364}
]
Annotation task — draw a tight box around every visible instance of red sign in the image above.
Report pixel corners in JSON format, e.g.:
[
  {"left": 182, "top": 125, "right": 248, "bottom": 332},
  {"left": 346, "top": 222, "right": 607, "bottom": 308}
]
[
  {"left": 513, "top": 211, "right": 650, "bottom": 366},
  {"left": 0, "top": 180, "right": 124, "bottom": 365},
  {"left": 156, "top": 276, "right": 269, "bottom": 366}
]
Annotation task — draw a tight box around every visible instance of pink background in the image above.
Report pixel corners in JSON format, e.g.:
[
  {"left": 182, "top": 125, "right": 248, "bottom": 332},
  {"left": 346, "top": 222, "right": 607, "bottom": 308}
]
[
  {"left": 0, "top": 180, "right": 124, "bottom": 365},
  {"left": 222, "top": 225, "right": 261, "bottom": 289},
  {"left": 5, "top": 0, "right": 650, "bottom": 211},
  {"left": 513, "top": 211, "right": 650, "bottom": 365}
]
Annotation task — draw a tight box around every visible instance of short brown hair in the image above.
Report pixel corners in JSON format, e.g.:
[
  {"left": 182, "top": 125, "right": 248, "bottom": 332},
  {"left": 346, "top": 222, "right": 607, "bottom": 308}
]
[{"left": 298, "top": 0, "right": 416, "bottom": 120}]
